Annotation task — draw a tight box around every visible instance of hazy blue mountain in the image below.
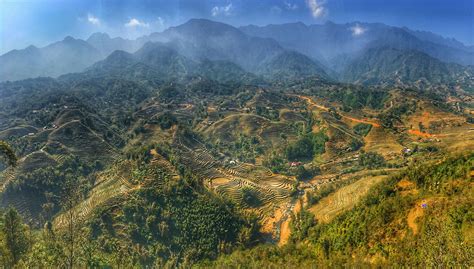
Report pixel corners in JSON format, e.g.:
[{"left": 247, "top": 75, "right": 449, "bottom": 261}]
[
  {"left": 366, "top": 27, "right": 474, "bottom": 66},
  {"left": 341, "top": 47, "right": 469, "bottom": 85},
  {"left": 1, "top": 19, "right": 330, "bottom": 82},
  {"left": 139, "top": 19, "right": 286, "bottom": 72},
  {"left": 68, "top": 42, "right": 193, "bottom": 81},
  {"left": 83, "top": 50, "right": 138, "bottom": 74},
  {"left": 2, "top": 18, "right": 471, "bottom": 83},
  {"left": 65, "top": 41, "right": 259, "bottom": 83},
  {"left": 241, "top": 21, "right": 378, "bottom": 71},
  {"left": 240, "top": 21, "right": 474, "bottom": 70},
  {"left": 402, "top": 27, "right": 473, "bottom": 52},
  {"left": 0, "top": 36, "right": 102, "bottom": 82}
]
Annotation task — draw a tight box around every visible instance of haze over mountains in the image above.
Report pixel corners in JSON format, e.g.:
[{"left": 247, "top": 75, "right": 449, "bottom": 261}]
[{"left": 1, "top": 18, "right": 473, "bottom": 85}]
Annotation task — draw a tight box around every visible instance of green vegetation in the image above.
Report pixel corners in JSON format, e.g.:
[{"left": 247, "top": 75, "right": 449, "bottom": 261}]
[
  {"left": 295, "top": 165, "right": 316, "bottom": 181},
  {"left": 307, "top": 184, "right": 337, "bottom": 206},
  {"left": 211, "top": 134, "right": 264, "bottom": 164},
  {"left": 358, "top": 151, "right": 386, "bottom": 169},
  {"left": 5, "top": 156, "right": 98, "bottom": 222},
  {"left": 286, "top": 131, "right": 328, "bottom": 161},
  {"left": 90, "top": 180, "right": 244, "bottom": 266},
  {"left": 353, "top": 123, "right": 372, "bottom": 137},
  {"left": 255, "top": 106, "right": 279, "bottom": 121},
  {"left": 241, "top": 187, "right": 262, "bottom": 207},
  {"left": 315, "top": 87, "right": 388, "bottom": 110},
  {"left": 0, "top": 141, "right": 17, "bottom": 167},
  {"left": 0, "top": 155, "right": 261, "bottom": 267},
  {"left": 154, "top": 112, "right": 178, "bottom": 130},
  {"left": 0, "top": 208, "right": 30, "bottom": 266},
  {"left": 262, "top": 151, "right": 287, "bottom": 173},
  {"left": 379, "top": 101, "right": 417, "bottom": 129},
  {"left": 289, "top": 205, "right": 316, "bottom": 242}
]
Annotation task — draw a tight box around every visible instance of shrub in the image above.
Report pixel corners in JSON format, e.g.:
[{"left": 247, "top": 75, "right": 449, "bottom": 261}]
[
  {"left": 359, "top": 152, "right": 385, "bottom": 169},
  {"left": 353, "top": 123, "right": 372, "bottom": 137}
]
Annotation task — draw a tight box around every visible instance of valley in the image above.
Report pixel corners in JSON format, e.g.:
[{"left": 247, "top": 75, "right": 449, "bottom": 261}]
[{"left": 0, "top": 17, "right": 472, "bottom": 268}]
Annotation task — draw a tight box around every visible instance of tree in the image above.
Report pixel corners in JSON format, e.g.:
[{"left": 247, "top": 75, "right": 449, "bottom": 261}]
[
  {"left": 2, "top": 208, "right": 30, "bottom": 265},
  {"left": 241, "top": 187, "right": 261, "bottom": 207},
  {"left": 296, "top": 166, "right": 313, "bottom": 181},
  {"left": 60, "top": 176, "right": 83, "bottom": 269},
  {"left": 359, "top": 151, "right": 385, "bottom": 169},
  {"left": 0, "top": 141, "right": 17, "bottom": 167}
]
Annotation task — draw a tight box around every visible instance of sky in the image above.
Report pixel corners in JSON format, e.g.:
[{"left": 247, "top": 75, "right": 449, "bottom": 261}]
[{"left": 0, "top": 0, "right": 473, "bottom": 54}]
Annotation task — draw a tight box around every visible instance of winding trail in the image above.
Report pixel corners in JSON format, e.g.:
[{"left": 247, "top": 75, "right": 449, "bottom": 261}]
[{"left": 295, "top": 95, "right": 381, "bottom": 128}]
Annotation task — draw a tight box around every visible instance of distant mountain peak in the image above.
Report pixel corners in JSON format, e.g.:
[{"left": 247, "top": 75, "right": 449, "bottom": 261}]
[
  {"left": 25, "top": 45, "right": 39, "bottom": 51},
  {"left": 186, "top": 18, "right": 222, "bottom": 24},
  {"left": 87, "top": 32, "right": 111, "bottom": 42},
  {"left": 63, "top": 36, "right": 76, "bottom": 42},
  {"left": 171, "top": 18, "right": 241, "bottom": 35}
]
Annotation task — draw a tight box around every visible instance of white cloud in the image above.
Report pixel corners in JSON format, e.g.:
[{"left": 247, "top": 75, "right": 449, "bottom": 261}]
[
  {"left": 125, "top": 18, "right": 150, "bottom": 28},
  {"left": 306, "top": 0, "right": 326, "bottom": 18},
  {"left": 285, "top": 1, "right": 298, "bottom": 10},
  {"left": 350, "top": 24, "right": 366, "bottom": 36},
  {"left": 211, "top": 3, "right": 233, "bottom": 17},
  {"left": 87, "top": 14, "right": 100, "bottom": 25}
]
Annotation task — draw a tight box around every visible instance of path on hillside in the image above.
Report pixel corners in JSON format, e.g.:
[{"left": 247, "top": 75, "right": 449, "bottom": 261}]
[{"left": 294, "top": 95, "right": 381, "bottom": 128}]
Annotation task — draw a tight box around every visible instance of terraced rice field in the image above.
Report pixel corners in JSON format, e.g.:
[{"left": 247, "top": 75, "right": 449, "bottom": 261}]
[
  {"left": 309, "top": 175, "right": 387, "bottom": 223},
  {"left": 53, "top": 149, "right": 176, "bottom": 229},
  {"left": 53, "top": 161, "right": 138, "bottom": 228},
  {"left": 173, "top": 134, "right": 296, "bottom": 236}
]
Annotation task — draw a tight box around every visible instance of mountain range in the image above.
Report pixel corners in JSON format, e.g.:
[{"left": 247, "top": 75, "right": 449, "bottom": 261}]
[{"left": 1, "top": 18, "right": 473, "bottom": 85}]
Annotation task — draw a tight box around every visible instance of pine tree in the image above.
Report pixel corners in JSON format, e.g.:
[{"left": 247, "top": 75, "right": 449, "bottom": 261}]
[{"left": 2, "top": 207, "right": 30, "bottom": 265}]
